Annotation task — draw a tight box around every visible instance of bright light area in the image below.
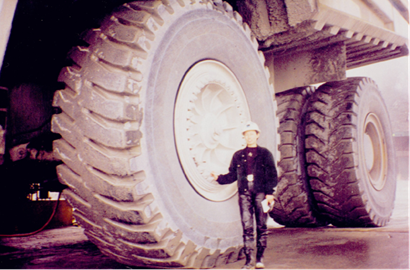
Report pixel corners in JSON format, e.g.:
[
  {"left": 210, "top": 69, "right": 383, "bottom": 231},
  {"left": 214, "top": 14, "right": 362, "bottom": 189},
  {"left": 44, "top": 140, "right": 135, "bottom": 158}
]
[{"left": 347, "top": 56, "right": 409, "bottom": 135}]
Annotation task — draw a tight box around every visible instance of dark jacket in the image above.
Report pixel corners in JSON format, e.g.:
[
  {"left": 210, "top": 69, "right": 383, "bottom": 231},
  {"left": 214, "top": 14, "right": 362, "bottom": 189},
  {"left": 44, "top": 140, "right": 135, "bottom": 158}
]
[{"left": 217, "top": 146, "right": 277, "bottom": 194}]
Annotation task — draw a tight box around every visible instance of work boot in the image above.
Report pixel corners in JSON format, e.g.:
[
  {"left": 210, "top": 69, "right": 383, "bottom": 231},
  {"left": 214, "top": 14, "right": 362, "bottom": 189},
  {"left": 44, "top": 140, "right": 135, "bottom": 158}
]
[
  {"left": 255, "top": 260, "right": 265, "bottom": 269},
  {"left": 241, "top": 263, "right": 254, "bottom": 269},
  {"left": 242, "top": 248, "right": 256, "bottom": 269},
  {"left": 256, "top": 247, "right": 265, "bottom": 269}
]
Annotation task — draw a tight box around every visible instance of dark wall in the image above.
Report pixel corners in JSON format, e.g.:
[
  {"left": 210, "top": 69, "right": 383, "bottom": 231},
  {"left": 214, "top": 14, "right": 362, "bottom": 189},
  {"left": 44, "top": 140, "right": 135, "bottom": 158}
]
[
  {"left": 1, "top": 0, "right": 128, "bottom": 86},
  {"left": 0, "top": 0, "right": 130, "bottom": 233},
  {"left": 0, "top": 0, "right": 128, "bottom": 147}
]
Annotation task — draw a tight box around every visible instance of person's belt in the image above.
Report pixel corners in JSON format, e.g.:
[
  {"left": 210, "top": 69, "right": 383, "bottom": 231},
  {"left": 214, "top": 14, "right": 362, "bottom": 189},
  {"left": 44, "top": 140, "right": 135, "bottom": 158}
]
[{"left": 246, "top": 174, "right": 254, "bottom": 181}]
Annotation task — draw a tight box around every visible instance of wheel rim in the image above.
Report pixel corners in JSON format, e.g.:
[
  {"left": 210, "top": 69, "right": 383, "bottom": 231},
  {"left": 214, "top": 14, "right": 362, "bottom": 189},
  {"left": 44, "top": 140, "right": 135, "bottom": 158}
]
[
  {"left": 174, "top": 60, "right": 251, "bottom": 201},
  {"left": 362, "top": 113, "right": 387, "bottom": 191}
]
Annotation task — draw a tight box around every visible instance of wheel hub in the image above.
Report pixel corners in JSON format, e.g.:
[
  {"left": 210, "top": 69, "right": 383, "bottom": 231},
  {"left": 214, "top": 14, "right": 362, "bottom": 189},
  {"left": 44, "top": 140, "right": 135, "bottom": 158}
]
[
  {"left": 174, "top": 60, "right": 250, "bottom": 201},
  {"left": 201, "top": 99, "right": 224, "bottom": 149},
  {"left": 363, "top": 113, "right": 387, "bottom": 191}
]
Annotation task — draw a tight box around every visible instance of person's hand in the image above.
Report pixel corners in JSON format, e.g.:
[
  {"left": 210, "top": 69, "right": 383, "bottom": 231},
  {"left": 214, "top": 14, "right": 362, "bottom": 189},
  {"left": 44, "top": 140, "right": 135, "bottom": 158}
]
[
  {"left": 211, "top": 171, "right": 219, "bottom": 181},
  {"left": 266, "top": 194, "right": 274, "bottom": 206}
]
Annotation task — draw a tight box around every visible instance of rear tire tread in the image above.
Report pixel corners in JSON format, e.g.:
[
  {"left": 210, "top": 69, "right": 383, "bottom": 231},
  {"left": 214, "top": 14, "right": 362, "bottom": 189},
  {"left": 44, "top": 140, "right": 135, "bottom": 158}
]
[
  {"left": 270, "top": 86, "right": 325, "bottom": 227},
  {"left": 305, "top": 77, "right": 393, "bottom": 227}
]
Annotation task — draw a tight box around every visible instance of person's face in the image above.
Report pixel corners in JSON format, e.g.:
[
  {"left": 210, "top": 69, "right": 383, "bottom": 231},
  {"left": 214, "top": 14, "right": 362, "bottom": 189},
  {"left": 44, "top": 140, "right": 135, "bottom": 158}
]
[{"left": 244, "top": 130, "right": 259, "bottom": 147}]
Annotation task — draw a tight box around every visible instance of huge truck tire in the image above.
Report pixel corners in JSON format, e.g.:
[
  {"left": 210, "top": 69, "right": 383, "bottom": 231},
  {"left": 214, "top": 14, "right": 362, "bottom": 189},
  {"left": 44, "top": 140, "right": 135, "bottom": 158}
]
[
  {"left": 51, "top": 0, "right": 278, "bottom": 268},
  {"left": 304, "top": 77, "right": 396, "bottom": 227},
  {"left": 270, "top": 86, "right": 326, "bottom": 227}
]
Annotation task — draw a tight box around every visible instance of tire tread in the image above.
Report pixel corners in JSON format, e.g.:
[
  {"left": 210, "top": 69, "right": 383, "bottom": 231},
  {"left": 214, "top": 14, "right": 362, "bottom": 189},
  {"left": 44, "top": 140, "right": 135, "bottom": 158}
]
[
  {"left": 270, "top": 86, "right": 325, "bottom": 227},
  {"left": 304, "top": 77, "right": 392, "bottom": 227}
]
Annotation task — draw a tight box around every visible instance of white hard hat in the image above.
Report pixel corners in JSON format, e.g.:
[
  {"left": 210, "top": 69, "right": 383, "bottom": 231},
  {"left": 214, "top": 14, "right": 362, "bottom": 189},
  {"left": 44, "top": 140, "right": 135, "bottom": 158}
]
[{"left": 242, "top": 121, "right": 261, "bottom": 134}]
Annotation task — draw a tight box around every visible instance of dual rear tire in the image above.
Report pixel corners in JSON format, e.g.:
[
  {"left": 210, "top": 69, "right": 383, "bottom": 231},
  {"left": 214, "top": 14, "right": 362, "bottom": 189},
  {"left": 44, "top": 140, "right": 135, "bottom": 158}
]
[
  {"left": 304, "top": 77, "right": 396, "bottom": 227},
  {"left": 272, "top": 78, "right": 396, "bottom": 227}
]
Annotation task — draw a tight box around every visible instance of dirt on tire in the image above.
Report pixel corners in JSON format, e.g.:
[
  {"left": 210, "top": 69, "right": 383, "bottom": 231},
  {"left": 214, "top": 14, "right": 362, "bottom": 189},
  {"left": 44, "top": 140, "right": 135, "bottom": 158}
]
[
  {"left": 270, "top": 87, "right": 326, "bottom": 227},
  {"left": 304, "top": 77, "right": 396, "bottom": 227}
]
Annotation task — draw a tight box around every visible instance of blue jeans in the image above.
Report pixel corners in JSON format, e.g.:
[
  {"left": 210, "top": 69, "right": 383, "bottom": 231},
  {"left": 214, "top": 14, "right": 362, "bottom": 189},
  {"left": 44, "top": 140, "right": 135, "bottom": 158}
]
[{"left": 239, "top": 181, "right": 268, "bottom": 261}]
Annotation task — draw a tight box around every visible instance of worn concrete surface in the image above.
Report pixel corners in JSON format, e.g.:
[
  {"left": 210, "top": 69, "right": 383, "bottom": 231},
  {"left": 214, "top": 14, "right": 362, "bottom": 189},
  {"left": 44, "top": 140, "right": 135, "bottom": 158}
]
[
  {"left": 226, "top": 179, "right": 409, "bottom": 269},
  {"left": 1, "top": 180, "right": 408, "bottom": 269}
]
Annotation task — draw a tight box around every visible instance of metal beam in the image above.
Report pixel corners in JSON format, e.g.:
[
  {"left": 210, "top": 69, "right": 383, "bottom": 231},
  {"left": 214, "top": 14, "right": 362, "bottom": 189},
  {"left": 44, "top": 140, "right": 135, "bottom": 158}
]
[
  {"left": 267, "top": 41, "right": 346, "bottom": 93},
  {"left": 389, "top": 0, "right": 409, "bottom": 23}
]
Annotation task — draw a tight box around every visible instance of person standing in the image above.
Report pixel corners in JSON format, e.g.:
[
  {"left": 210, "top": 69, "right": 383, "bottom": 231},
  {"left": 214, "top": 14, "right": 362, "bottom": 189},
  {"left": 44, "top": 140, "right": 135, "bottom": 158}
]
[{"left": 211, "top": 121, "right": 277, "bottom": 269}]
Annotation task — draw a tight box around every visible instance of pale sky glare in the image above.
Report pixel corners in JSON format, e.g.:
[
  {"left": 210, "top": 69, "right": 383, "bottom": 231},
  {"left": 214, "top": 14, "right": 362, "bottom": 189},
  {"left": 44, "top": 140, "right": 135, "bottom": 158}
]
[{"left": 347, "top": 56, "right": 409, "bottom": 134}]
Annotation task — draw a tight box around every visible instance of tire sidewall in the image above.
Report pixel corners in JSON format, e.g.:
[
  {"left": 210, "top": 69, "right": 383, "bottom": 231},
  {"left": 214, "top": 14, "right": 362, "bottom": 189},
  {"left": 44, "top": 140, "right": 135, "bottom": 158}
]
[{"left": 357, "top": 79, "right": 396, "bottom": 219}]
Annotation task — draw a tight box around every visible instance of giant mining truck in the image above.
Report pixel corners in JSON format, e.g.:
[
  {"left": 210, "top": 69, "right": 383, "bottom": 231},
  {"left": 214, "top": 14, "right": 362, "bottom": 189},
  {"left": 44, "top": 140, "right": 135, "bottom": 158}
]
[{"left": 0, "top": 0, "right": 408, "bottom": 268}]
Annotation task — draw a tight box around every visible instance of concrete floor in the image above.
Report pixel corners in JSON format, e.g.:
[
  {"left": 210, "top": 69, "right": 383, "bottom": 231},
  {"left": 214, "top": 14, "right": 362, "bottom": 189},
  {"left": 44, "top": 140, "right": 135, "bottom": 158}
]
[
  {"left": 0, "top": 180, "right": 408, "bottom": 269},
  {"left": 225, "top": 180, "right": 409, "bottom": 269}
]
